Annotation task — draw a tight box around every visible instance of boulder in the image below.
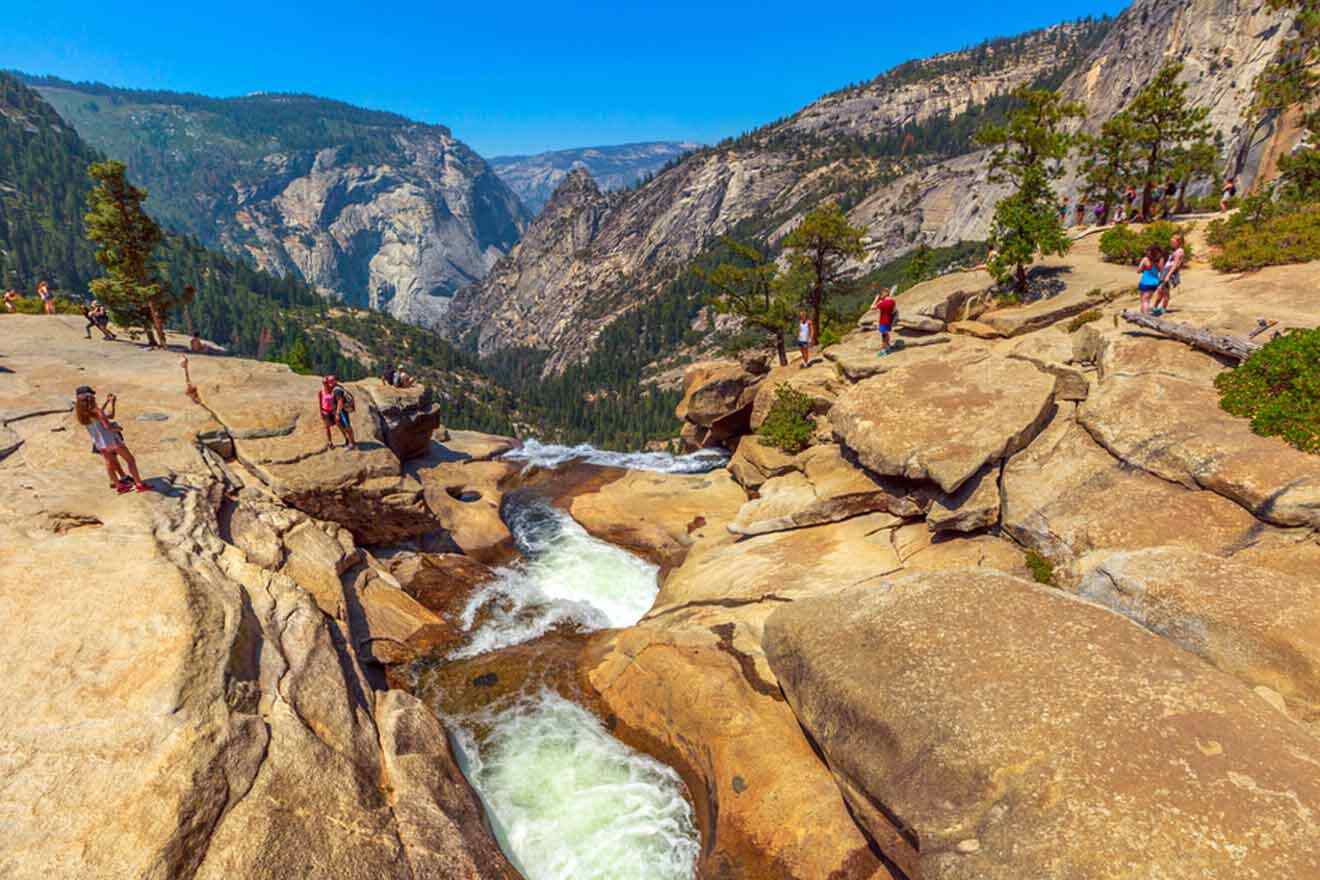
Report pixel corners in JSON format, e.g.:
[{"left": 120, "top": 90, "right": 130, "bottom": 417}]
[
  {"left": 675, "top": 359, "right": 760, "bottom": 427},
  {"left": 434, "top": 429, "right": 519, "bottom": 463},
  {"left": 748, "top": 361, "right": 842, "bottom": 430},
  {"left": 358, "top": 378, "right": 445, "bottom": 461},
  {"left": 1080, "top": 372, "right": 1320, "bottom": 527},
  {"left": 926, "top": 463, "right": 1000, "bottom": 533},
  {"left": 1096, "top": 331, "right": 1228, "bottom": 383},
  {"left": 569, "top": 468, "right": 746, "bottom": 569},
  {"left": 408, "top": 450, "right": 518, "bottom": 563},
  {"left": 1078, "top": 547, "right": 1320, "bottom": 722},
  {"left": 764, "top": 571, "right": 1320, "bottom": 879},
  {"left": 343, "top": 563, "right": 454, "bottom": 664},
  {"left": 979, "top": 285, "right": 1101, "bottom": 337},
  {"left": 822, "top": 330, "right": 956, "bottom": 383},
  {"left": 386, "top": 552, "right": 497, "bottom": 621},
  {"left": 832, "top": 351, "right": 1056, "bottom": 494},
  {"left": 859, "top": 308, "right": 945, "bottom": 334},
  {"left": 896, "top": 269, "right": 997, "bottom": 323},
  {"left": 1001, "top": 413, "right": 1259, "bottom": 576},
  {"left": 726, "top": 434, "right": 800, "bottom": 490},
  {"left": 729, "top": 444, "right": 928, "bottom": 536},
  {"left": 891, "top": 523, "right": 1030, "bottom": 578},
  {"left": 1007, "top": 331, "right": 1090, "bottom": 401},
  {"left": 947, "top": 319, "right": 1003, "bottom": 338}
]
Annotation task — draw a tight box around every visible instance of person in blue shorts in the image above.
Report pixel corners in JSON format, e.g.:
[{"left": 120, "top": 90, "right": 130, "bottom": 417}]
[{"left": 1138, "top": 245, "right": 1165, "bottom": 315}]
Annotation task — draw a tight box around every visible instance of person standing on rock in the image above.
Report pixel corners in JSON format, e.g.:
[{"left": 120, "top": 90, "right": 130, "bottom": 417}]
[
  {"left": 37, "top": 280, "right": 54, "bottom": 315},
  {"left": 75, "top": 386, "right": 150, "bottom": 493},
  {"left": 319, "top": 375, "right": 357, "bottom": 450},
  {"left": 1220, "top": 177, "right": 1237, "bottom": 212},
  {"left": 871, "top": 286, "right": 897, "bottom": 356},
  {"left": 797, "top": 310, "right": 813, "bottom": 368},
  {"left": 1154, "top": 234, "right": 1185, "bottom": 317},
  {"left": 1138, "top": 245, "right": 1165, "bottom": 315}
]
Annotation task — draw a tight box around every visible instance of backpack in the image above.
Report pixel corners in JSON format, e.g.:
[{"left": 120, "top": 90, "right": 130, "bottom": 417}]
[{"left": 338, "top": 387, "right": 356, "bottom": 413}]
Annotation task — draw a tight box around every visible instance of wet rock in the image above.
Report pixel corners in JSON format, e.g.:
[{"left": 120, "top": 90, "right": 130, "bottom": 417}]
[
  {"left": 409, "top": 449, "right": 518, "bottom": 563},
  {"left": 764, "top": 570, "right": 1320, "bottom": 879},
  {"left": 832, "top": 351, "right": 1055, "bottom": 494},
  {"left": 387, "top": 552, "right": 497, "bottom": 621},
  {"left": 1078, "top": 547, "right": 1320, "bottom": 722}
]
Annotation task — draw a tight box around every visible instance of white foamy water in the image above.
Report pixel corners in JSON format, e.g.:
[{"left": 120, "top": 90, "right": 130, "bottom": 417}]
[
  {"left": 502, "top": 439, "right": 729, "bottom": 474},
  {"left": 452, "top": 690, "right": 700, "bottom": 880},
  {"left": 450, "top": 498, "right": 659, "bottom": 659}
]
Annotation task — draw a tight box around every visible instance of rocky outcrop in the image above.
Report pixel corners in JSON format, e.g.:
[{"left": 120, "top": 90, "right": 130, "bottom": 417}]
[
  {"left": 764, "top": 571, "right": 1320, "bottom": 878},
  {"left": 674, "top": 358, "right": 764, "bottom": 449},
  {"left": 33, "top": 82, "right": 530, "bottom": 325},
  {"left": 0, "top": 316, "right": 516, "bottom": 879},
  {"left": 361, "top": 379, "right": 446, "bottom": 461}
]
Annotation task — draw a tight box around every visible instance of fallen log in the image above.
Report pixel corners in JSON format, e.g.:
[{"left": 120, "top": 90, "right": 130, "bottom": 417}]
[{"left": 1120, "top": 310, "right": 1261, "bottom": 362}]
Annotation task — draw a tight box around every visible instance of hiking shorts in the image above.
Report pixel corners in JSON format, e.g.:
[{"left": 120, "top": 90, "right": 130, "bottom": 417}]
[
  {"left": 321, "top": 409, "right": 349, "bottom": 428},
  {"left": 876, "top": 323, "right": 892, "bottom": 334}
]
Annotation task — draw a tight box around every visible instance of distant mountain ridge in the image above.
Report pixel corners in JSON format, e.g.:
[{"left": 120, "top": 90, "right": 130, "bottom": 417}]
[
  {"left": 15, "top": 73, "right": 531, "bottom": 326},
  {"left": 490, "top": 141, "right": 700, "bottom": 214}
]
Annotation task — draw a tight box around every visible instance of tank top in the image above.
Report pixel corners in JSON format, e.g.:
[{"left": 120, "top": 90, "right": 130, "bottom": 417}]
[
  {"left": 798, "top": 321, "right": 811, "bottom": 343},
  {"left": 1140, "top": 264, "right": 1162, "bottom": 288},
  {"left": 319, "top": 388, "right": 338, "bottom": 413},
  {"left": 85, "top": 418, "right": 118, "bottom": 451}
]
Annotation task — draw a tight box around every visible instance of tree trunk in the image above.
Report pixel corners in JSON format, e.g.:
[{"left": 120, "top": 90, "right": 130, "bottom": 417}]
[
  {"left": 1015, "top": 262, "right": 1028, "bottom": 294},
  {"left": 773, "top": 333, "right": 788, "bottom": 367},
  {"left": 148, "top": 302, "right": 167, "bottom": 349},
  {"left": 1176, "top": 179, "right": 1189, "bottom": 214}
]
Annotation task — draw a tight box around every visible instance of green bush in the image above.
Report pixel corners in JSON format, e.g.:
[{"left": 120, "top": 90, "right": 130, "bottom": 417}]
[
  {"left": 758, "top": 384, "right": 816, "bottom": 454},
  {"left": 1098, "top": 221, "right": 1193, "bottom": 265},
  {"left": 1208, "top": 203, "right": 1320, "bottom": 273},
  {"left": 1066, "top": 309, "right": 1103, "bottom": 333},
  {"left": 4, "top": 296, "right": 82, "bottom": 315},
  {"left": 1215, "top": 328, "right": 1320, "bottom": 453},
  {"left": 1024, "top": 550, "right": 1055, "bottom": 586}
]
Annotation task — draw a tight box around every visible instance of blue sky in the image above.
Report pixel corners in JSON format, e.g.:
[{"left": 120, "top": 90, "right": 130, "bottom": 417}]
[{"left": 3, "top": 0, "right": 1129, "bottom": 157}]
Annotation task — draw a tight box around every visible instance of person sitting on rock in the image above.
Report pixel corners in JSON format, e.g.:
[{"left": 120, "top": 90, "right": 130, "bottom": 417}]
[
  {"left": 394, "top": 365, "right": 415, "bottom": 388},
  {"left": 75, "top": 386, "right": 150, "bottom": 493},
  {"left": 319, "top": 375, "right": 357, "bottom": 450},
  {"left": 3, "top": 289, "right": 19, "bottom": 312},
  {"left": 871, "top": 286, "right": 898, "bottom": 356},
  {"left": 1138, "top": 245, "right": 1165, "bottom": 315}
]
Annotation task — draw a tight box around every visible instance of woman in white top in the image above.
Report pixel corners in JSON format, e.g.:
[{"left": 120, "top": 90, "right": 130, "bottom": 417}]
[
  {"left": 75, "top": 386, "right": 150, "bottom": 493},
  {"left": 797, "top": 310, "right": 813, "bottom": 368}
]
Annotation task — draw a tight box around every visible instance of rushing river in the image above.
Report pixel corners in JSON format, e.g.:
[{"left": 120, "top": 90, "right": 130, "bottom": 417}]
[
  {"left": 443, "top": 491, "right": 700, "bottom": 879},
  {"left": 502, "top": 438, "right": 729, "bottom": 474}
]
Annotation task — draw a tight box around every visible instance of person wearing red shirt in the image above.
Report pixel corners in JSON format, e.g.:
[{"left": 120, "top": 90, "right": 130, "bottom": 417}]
[{"left": 871, "top": 286, "right": 898, "bottom": 355}]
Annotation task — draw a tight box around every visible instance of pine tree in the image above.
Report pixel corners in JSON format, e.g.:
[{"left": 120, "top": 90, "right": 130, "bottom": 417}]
[
  {"left": 975, "top": 88, "right": 1082, "bottom": 292},
  {"left": 1078, "top": 114, "right": 1138, "bottom": 222},
  {"left": 700, "top": 238, "right": 793, "bottom": 365},
  {"left": 1121, "top": 64, "right": 1213, "bottom": 220},
  {"left": 780, "top": 202, "right": 865, "bottom": 343}
]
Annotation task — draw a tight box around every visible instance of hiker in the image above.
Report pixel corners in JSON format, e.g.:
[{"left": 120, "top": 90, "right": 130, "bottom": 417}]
[
  {"left": 82, "top": 300, "right": 115, "bottom": 340},
  {"left": 318, "top": 375, "right": 357, "bottom": 450},
  {"left": 1138, "top": 244, "right": 1165, "bottom": 315},
  {"left": 871, "top": 286, "right": 898, "bottom": 356},
  {"left": 1074, "top": 201, "right": 1087, "bottom": 227},
  {"left": 796, "top": 311, "right": 813, "bottom": 368},
  {"left": 3, "top": 289, "right": 19, "bottom": 312},
  {"left": 1154, "top": 234, "right": 1185, "bottom": 317},
  {"left": 1220, "top": 177, "right": 1237, "bottom": 212},
  {"left": 1093, "top": 202, "right": 1107, "bottom": 225},
  {"left": 37, "top": 280, "right": 54, "bottom": 315},
  {"left": 1162, "top": 179, "right": 1178, "bottom": 217},
  {"left": 394, "top": 365, "right": 415, "bottom": 388},
  {"left": 189, "top": 333, "right": 207, "bottom": 353},
  {"left": 75, "top": 386, "right": 150, "bottom": 493}
]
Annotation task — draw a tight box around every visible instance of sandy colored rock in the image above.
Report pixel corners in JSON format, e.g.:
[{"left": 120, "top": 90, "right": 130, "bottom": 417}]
[
  {"left": 1080, "top": 372, "right": 1320, "bottom": 527},
  {"left": 1096, "top": 330, "right": 1229, "bottom": 383},
  {"left": 726, "top": 434, "right": 800, "bottom": 489},
  {"left": 730, "top": 444, "right": 926, "bottom": 536},
  {"left": 1078, "top": 547, "right": 1320, "bottom": 722},
  {"left": 358, "top": 378, "right": 445, "bottom": 461},
  {"left": 891, "top": 523, "right": 1030, "bottom": 577},
  {"left": 947, "top": 318, "right": 1003, "bottom": 338},
  {"left": 822, "top": 329, "right": 956, "bottom": 383},
  {"left": 833, "top": 351, "right": 1055, "bottom": 493},
  {"left": 435, "top": 429, "right": 519, "bottom": 463},
  {"left": 387, "top": 552, "right": 496, "bottom": 620},
  {"left": 344, "top": 564, "right": 453, "bottom": 664},
  {"left": 408, "top": 446, "right": 518, "bottom": 563},
  {"left": 764, "top": 571, "right": 1320, "bottom": 879},
  {"left": 1007, "top": 330, "right": 1090, "bottom": 401},
  {"left": 895, "top": 269, "right": 996, "bottom": 323},
  {"left": 980, "top": 283, "right": 1111, "bottom": 337},
  {"left": 748, "top": 360, "right": 843, "bottom": 430},
  {"left": 569, "top": 468, "right": 746, "bottom": 568},
  {"left": 675, "top": 359, "right": 759, "bottom": 427},
  {"left": 1002, "top": 412, "right": 1259, "bottom": 575},
  {"left": 926, "top": 463, "right": 1000, "bottom": 533},
  {"left": 585, "top": 604, "right": 894, "bottom": 880}
]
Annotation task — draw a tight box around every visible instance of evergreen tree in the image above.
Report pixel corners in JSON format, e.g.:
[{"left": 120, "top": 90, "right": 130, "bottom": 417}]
[
  {"left": 1121, "top": 64, "right": 1213, "bottom": 220},
  {"left": 700, "top": 238, "right": 792, "bottom": 365},
  {"left": 780, "top": 202, "right": 865, "bottom": 343},
  {"left": 1078, "top": 114, "right": 1138, "bottom": 222},
  {"left": 975, "top": 88, "right": 1082, "bottom": 292},
  {"left": 1169, "top": 133, "right": 1222, "bottom": 212},
  {"left": 84, "top": 160, "right": 186, "bottom": 345}
]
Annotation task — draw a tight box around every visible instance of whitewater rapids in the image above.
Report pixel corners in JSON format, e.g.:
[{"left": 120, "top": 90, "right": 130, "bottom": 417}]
[{"left": 501, "top": 438, "right": 728, "bottom": 474}]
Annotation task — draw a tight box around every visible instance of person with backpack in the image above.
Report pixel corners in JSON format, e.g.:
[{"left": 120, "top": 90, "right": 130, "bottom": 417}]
[
  {"left": 318, "top": 375, "right": 357, "bottom": 450},
  {"left": 871, "top": 286, "right": 898, "bottom": 356}
]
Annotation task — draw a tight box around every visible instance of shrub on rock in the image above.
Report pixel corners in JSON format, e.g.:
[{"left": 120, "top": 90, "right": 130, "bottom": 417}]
[
  {"left": 1207, "top": 203, "right": 1320, "bottom": 272},
  {"left": 758, "top": 385, "right": 815, "bottom": 454},
  {"left": 1098, "top": 221, "right": 1192, "bottom": 265},
  {"left": 1215, "top": 327, "right": 1320, "bottom": 453}
]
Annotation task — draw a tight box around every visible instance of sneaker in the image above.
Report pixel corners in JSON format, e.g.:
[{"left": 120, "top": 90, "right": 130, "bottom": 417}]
[{"left": 134, "top": 482, "right": 153, "bottom": 493}]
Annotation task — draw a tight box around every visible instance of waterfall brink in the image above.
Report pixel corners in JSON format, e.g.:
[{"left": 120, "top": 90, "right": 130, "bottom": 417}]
[{"left": 501, "top": 439, "right": 728, "bottom": 474}]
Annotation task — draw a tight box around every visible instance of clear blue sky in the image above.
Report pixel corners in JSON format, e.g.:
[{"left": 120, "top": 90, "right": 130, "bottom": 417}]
[{"left": 3, "top": 0, "right": 1129, "bottom": 157}]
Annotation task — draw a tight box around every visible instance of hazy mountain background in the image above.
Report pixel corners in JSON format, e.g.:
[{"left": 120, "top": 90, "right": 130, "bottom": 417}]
[{"left": 490, "top": 141, "right": 701, "bottom": 214}]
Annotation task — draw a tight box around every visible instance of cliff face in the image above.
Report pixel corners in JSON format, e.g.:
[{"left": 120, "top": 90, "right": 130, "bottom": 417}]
[
  {"left": 490, "top": 140, "right": 701, "bottom": 214},
  {"left": 30, "top": 82, "right": 531, "bottom": 326},
  {"left": 448, "top": 0, "right": 1298, "bottom": 373}
]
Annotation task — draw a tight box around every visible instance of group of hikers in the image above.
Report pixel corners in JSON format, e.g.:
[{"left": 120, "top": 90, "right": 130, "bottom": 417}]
[
  {"left": 1136, "top": 233, "right": 1186, "bottom": 316},
  {"left": 794, "top": 286, "right": 900, "bottom": 368},
  {"left": 1061, "top": 178, "right": 1237, "bottom": 229},
  {"left": 3, "top": 280, "right": 57, "bottom": 314}
]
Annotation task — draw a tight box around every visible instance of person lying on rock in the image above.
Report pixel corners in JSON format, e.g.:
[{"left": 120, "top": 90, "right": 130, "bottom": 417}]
[
  {"left": 318, "top": 375, "right": 357, "bottom": 450},
  {"left": 75, "top": 386, "right": 150, "bottom": 493}
]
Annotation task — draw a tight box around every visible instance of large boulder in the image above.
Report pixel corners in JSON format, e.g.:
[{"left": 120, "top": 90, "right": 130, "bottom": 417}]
[
  {"left": 408, "top": 449, "right": 519, "bottom": 563},
  {"left": 1078, "top": 547, "right": 1320, "bottom": 723},
  {"left": 748, "top": 361, "right": 843, "bottom": 430},
  {"left": 926, "top": 463, "right": 1000, "bottom": 533},
  {"left": 822, "top": 330, "right": 956, "bottom": 383},
  {"left": 895, "top": 269, "right": 997, "bottom": 323},
  {"left": 764, "top": 571, "right": 1320, "bottom": 879},
  {"left": 832, "top": 351, "right": 1056, "bottom": 493},
  {"left": 675, "top": 359, "right": 760, "bottom": 428},
  {"left": 726, "top": 434, "right": 801, "bottom": 490},
  {"left": 1080, "top": 372, "right": 1320, "bottom": 527},
  {"left": 1002, "top": 411, "right": 1259, "bottom": 576},
  {"left": 358, "top": 379, "right": 445, "bottom": 461}
]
